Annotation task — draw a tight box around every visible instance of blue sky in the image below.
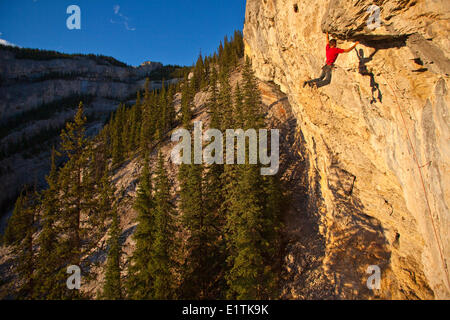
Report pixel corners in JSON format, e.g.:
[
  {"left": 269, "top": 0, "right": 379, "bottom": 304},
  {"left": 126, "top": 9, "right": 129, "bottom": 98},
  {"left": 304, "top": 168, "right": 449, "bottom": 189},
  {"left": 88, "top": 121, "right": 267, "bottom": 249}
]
[{"left": 0, "top": 0, "right": 246, "bottom": 66}]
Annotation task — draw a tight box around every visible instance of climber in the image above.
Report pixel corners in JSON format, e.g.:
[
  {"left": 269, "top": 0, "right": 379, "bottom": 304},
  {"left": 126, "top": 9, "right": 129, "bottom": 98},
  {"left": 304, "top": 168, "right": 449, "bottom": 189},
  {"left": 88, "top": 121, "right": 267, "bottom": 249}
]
[{"left": 303, "top": 32, "right": 359, "bottom": 88}]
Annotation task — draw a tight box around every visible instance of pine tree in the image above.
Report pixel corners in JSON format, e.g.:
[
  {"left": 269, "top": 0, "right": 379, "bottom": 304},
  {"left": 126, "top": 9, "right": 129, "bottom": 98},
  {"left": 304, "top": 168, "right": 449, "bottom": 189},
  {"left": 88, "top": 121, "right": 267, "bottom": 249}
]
[
  {"left": 4, "top": 192, "right": 31, "bottom": 246},
  {"left": 102, "top": 167, "right": 116, "bottom": 218},
  {"left": 150, "top": 152, "right": 178, "bottom": 299},
  {"left": 102, "top": 208, "right": 122, "bottom": 300},
  {"left": 5, "top": 191, "right": 36, "bottom": 299},
  {"left": 127, "top": 158, "right": 155, "bottom": 299},
  {"left": 242, "top": 58, "right": 264, "bottom": 130},
  {"left": 180, "top": 75, "right": 194, "bottom": 129},
  {"left": 130, "top": 92, "right": 142, "bottom": 149},
  {"left": 58, "top": 102, "right": 87, "bottom": 265},
  {"left": 140, "top": 79, "right": 153, "bottom": 151},
  {"left": 233, "top": 82, "right": 244, "bottom": 128},
  {"left": 56, "top": 102, "right": 89, "bottom": 299},
  {"left": 166, "top": 84, "right": 176, "bottom": 130},
  {"left": 81, "top": 142, "right": 104, "bottom": 247},
  {"left": 156, "top": 80, "right": 167, "bottom": 140},
  {"left": 33, "top": 147, "right": 65, "bottom": 299},
  {"left": 178, "top": 65, "right": 230, "bottom": 298},
  {"left": 224, "top": 59, "right": 281, "bottom": 299},
  {"left": 218, "top": 71, "right": 233, "bottom": 131},
  {"left": 178, "top": 156, "right": 205, "bottom": 298},
  {"left": 193, "top": 53, "right": 207, "bottom": 90},
  {"left": 208, "top": 67, "right": 220, "bottom": 128},
  {"left": 121, "top": 106, "right": 130, "bottom": 157}
]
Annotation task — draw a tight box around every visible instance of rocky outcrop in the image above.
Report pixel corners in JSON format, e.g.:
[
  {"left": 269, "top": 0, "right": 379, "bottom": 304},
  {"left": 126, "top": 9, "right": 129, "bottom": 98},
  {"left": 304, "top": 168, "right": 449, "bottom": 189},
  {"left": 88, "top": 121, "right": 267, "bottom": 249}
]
[{"left": 244, "top": 0, "right": 449, "bottom": 299}]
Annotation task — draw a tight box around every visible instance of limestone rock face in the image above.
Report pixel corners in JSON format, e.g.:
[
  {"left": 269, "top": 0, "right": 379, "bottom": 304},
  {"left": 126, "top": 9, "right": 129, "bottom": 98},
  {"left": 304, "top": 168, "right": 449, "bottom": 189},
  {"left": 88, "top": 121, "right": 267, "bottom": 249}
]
[
  {"left": 244, "top": 0, "right": 449, "bottom": 299},
  {"left": 0, "top": 49, "right": 163, "bottom": 119}
]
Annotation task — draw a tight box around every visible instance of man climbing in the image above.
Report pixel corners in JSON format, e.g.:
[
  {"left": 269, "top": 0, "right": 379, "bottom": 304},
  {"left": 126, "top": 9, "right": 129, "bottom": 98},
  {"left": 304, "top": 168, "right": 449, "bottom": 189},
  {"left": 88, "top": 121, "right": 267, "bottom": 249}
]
[{"left": 304, "top": 32, "right": 359, "bottom": 88}]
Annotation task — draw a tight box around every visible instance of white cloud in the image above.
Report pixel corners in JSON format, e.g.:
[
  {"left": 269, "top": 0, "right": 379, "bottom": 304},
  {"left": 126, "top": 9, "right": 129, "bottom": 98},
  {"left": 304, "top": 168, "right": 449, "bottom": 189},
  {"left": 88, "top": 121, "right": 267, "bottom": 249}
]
[
  {"left": 111, "top": 5, "right": 136, "bottom": 31},
  {"left": 0, "top": 39, "right": 19, "bottom": 47}
]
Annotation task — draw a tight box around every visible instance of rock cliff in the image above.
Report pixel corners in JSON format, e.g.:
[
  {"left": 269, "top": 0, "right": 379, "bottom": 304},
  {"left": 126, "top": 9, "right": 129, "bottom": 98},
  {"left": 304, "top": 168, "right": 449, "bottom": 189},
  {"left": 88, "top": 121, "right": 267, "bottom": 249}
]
[
  {"left": 0, "top": 48, "right": 162, "bottom": 119},
  {"left": 244, "top": 0, "right": 449, "bottom": 299},
  {"left": 0, "top": 47, "right": 169, "bottom": 219}
]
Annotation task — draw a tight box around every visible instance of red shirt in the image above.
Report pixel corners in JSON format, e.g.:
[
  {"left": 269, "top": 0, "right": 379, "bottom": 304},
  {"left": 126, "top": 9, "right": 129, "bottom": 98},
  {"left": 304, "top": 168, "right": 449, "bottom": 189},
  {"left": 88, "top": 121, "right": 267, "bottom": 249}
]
[{"left": 326, "top": 44, "right": 344, "bottom": 65}]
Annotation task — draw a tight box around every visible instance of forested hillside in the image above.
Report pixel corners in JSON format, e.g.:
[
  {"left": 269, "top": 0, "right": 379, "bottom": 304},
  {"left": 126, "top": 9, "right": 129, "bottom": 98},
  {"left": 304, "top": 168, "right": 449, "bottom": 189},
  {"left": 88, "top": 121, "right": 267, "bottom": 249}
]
[{"left": 1, "top": 31, "right": 288, "bottom": 300}]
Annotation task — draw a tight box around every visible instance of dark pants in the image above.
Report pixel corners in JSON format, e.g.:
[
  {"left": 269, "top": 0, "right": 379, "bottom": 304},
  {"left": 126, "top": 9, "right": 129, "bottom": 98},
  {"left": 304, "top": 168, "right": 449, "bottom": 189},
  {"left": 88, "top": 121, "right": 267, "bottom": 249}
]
[{"left": 306, "top": 64, "right": 333, "bottom": 88}]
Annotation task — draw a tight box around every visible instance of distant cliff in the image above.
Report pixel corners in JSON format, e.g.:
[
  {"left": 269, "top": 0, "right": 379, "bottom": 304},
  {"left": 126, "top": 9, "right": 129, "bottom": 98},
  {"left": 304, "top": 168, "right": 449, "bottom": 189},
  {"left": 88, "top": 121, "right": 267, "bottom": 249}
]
[
  {"left": 244, "top": 0, "right": 449, "bottom": 299},
  {"left": 0, "top": 46, "right": 163, "bottom": 120},
  {"left": 0, "top": 46, "right": 181, "bottom": 218}
]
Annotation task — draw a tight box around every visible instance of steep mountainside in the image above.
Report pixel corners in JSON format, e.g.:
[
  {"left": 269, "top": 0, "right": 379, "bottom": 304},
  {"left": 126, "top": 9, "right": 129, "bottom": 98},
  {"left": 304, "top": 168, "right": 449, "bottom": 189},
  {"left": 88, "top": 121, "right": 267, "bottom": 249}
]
[{"left": 244, "top": 0, "right": 449, "bottom": 299}]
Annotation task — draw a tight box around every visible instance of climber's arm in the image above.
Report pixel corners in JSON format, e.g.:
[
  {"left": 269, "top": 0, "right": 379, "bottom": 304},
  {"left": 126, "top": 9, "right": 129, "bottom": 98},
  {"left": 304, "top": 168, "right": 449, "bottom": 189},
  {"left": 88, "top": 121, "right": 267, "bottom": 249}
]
[
  {"left": 343, "top": 41, "right": 359, "bottom": 53},
  {"left": 326, "top": 32, "right": 330, "bottom": 45}
]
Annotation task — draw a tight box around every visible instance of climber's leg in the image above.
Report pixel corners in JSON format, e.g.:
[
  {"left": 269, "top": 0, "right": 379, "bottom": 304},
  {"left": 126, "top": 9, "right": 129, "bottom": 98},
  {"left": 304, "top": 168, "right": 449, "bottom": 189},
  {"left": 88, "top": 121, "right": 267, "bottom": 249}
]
[
  {"left": 316, "top": 65, "right": 332, "bottom": 88},
  {"left": 304, "top": 65, "right": 327, "bottom": 88}
]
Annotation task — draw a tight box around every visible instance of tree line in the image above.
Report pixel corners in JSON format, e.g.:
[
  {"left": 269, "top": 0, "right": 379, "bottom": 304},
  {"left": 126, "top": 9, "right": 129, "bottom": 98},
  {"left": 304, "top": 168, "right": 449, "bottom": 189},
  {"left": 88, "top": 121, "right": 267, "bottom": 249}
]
[{"left": 0, "top": 44, "right": 129, "bottom": 67}]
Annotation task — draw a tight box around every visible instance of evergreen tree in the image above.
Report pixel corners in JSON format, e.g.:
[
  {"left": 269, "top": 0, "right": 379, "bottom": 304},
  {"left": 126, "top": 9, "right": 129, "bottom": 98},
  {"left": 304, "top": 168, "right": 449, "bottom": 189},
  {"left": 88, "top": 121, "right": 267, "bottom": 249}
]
[
  {"left": 150, "top": 152, "right": 178, "bottom": 299},
  {"left": 242, "top": 58, "right": 264, "bottom": 130},
  {"left": 127, "top": 158, "right": 155, "bottom": 299},
  {"left": 233, "top": 82, "right": 244, "bottom": 128},
  {"left": 156, "top": 81, "right": 167, "bottom": 140},
  {"left": 102, "top": 208, "right": 122, "bottom": 300},
  {"left": 96, "top": 167, "right": 116, "bottom": 232},
  {"left": 218, "top": 71, "right": 233, "bottom": 131},
  {"left": 166, "top": 84, "right": 176, "bottom": 130},
  {"left": 121, "top": 106, "right": 130, "bottom": 157},
  {"left": 82, "top": 142, "right": 105, "bottom": 246},
  {"left": 55, "top": 102, "right": 89, "bottom": 299},
  {"left": 178, "top": 64, "right": 230, "bottom": 298},
  {"left": 178, "top": 155, "right": 205, "bottom": 298},
  {"left": 224, "top": 59, "right": 281, "bottom": 299},
  {"left": 5, "top": 191, "right": 36, "bottom": 299},
  {"left": 33, "top": 147, "right": 64, "bottom": 299},
  {"left": 180, "top": 75, "right": 194, "bottom": 129},
  {"left": 140, "top": 79, "right": 153, "bottom": 151},
  {"left": 4, "top": 192, "right": 31, "bottom": 246},
  {"left": 58, "top": 102, "right": 87, "bottom": 266},
  {"left": 193, "top": 53, "right": 207, "bottom": 90},
  {"left": 208, "top": 68, "right": 220, "bottom": 128},
  {"left": 129, "top": 93, "right": 142, "bottom": 150}
]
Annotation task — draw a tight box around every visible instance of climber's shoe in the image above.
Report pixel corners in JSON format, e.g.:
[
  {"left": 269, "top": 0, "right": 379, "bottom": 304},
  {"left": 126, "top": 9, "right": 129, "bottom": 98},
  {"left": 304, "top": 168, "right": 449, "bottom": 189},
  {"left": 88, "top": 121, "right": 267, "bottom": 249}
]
[{"left": 303, "top": 81, "right": 308, "bottom": 88}]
